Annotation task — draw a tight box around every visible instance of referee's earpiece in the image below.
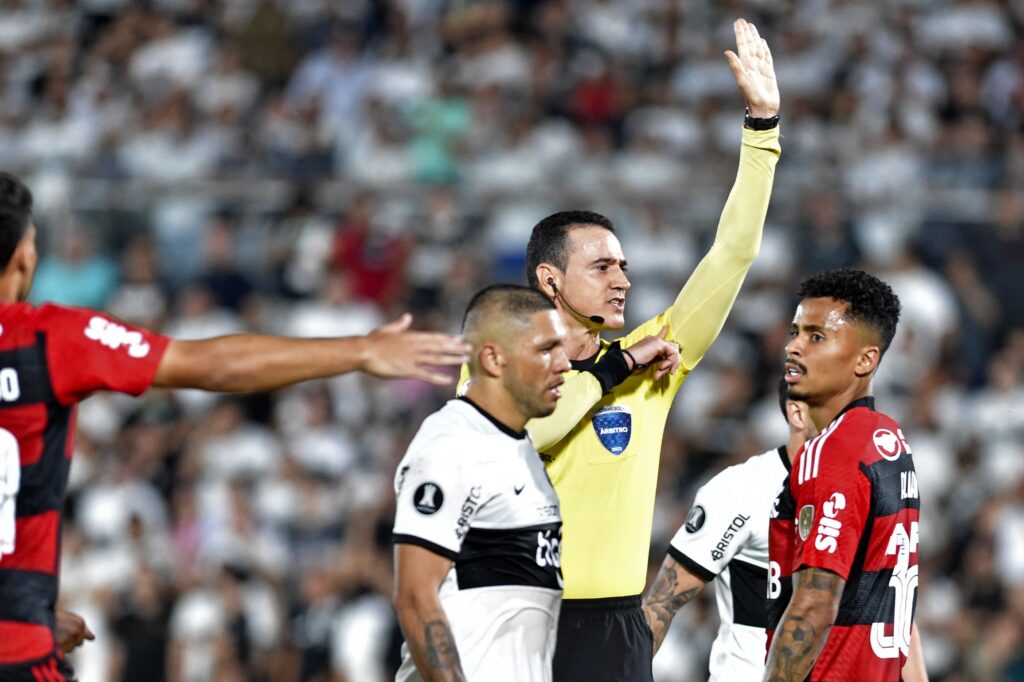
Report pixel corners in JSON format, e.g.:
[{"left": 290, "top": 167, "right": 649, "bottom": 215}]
[{"left": 548, "top": 278, "right": 605, "bottom": 325}]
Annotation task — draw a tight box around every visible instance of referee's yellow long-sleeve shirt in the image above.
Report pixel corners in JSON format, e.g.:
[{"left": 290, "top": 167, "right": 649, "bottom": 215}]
[{"left": 461, "top": 127, "right": 781, "bottom": 599}]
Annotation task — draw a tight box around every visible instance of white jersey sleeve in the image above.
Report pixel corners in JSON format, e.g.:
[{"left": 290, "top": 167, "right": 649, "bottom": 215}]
[
  {"left": 669, "top": 466, "right": 756, "bottom": 581},
  {"left": 393, "top": 442, "right": 487, "bottom": 560}
]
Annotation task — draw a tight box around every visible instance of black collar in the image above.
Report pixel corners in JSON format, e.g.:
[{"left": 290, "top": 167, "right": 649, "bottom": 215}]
[
  {"left": 777, "top": 445, "right": 791, "bottom": 472},
  {"left": 838, "top": 395, "right": 875, "bottom": 417},
  {"left": 457, "top": 397, "right": 528, "bottom": 440},
  {"left": 570, "top": 340, "right": 616, "bottom": 372}
]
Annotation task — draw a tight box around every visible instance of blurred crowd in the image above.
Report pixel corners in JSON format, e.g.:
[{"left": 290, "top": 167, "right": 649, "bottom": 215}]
[{"left": 2, "top": 0, "right": 1023, "bottom": 680}]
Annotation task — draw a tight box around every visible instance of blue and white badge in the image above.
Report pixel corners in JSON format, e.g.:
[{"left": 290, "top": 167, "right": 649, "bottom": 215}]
[{"left": 592, "top": 405, "right": 632, "bottom": 455}]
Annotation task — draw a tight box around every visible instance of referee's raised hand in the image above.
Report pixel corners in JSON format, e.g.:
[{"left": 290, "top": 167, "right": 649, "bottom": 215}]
[
  {"left": 361, "top": 313, "right": 473, "bottom": 385},
  {"left": 724, "top": 18, "right": 780, "bottom": 119}
]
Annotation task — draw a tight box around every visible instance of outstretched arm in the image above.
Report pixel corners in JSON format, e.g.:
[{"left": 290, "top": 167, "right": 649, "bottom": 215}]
[
  {"left": 393, "top": 544, "right": 466, "bottom": 682},
  {"left": 155, "top": 314, "right": 471, "bottom": 391},
  {"left": 642, "top": 555, "right": 708, "bottom": 655},
  {"left": 763, "top": 567, "right": 844, "bottom": 681},
  {"left": 669, "top": 19, "right": 781, "bottom": 370}
]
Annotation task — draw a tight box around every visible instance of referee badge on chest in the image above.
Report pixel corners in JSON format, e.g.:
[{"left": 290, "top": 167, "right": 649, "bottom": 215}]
[{"left": 592, "top": 405, "right": 631, "bottom": 455}]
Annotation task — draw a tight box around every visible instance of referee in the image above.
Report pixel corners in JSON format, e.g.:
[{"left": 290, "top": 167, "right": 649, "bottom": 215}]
[{"left": 525, "top": 19, "right": 781, "bottom": 681}]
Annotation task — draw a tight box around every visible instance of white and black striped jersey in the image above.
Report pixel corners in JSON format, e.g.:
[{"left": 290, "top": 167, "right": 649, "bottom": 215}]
[
  {"left": 668, "top": 446, "right": 789, "bottom": 682},
  {"left": 393, "top": 397, "right": 562, "bottom": 682}
]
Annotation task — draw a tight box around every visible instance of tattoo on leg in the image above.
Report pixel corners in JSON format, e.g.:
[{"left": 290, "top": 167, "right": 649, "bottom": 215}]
[{"left": 424, "top": 620, "right": 466, "bottom": 681}]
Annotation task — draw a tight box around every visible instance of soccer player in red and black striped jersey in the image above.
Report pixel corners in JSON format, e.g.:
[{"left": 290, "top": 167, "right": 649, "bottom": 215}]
[
  {"left": 0, "top": 172, "right": 471, "bottom": 681},
  {"left": 765, "top": 269, "right": 921, "bottom": 682}
]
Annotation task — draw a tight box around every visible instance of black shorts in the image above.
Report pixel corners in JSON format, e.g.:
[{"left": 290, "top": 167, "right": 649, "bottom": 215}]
[
  {"left": 553, "top": 595, "right": 654, "bottom": 682},
  {"left": 0, "top": 653, "right": 77, "bottom": 682}
]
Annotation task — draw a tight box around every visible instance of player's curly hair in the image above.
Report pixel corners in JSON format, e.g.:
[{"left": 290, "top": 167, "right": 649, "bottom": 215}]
[
  {"left": 0, "top": 172, "right": 33, "bottom": 269},
  {"left": 525, "top": 211, "right": 616, "bottom": 289},
  {"left": 797, "top": 268, "right": 901, "bottom": 354}
]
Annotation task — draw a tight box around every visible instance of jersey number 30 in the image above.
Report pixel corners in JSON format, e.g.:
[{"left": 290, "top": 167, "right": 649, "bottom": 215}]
[
  {"left": 0, "top": 426, "right": 20, "bottom": 556},
  {"left": 870, "top": 522, "right": 919, "bottom": 659}
]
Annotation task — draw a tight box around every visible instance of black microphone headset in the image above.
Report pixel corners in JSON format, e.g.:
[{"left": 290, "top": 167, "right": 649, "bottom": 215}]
[{"left": 548, "top": 278, "right": 605, "bottom": 325}]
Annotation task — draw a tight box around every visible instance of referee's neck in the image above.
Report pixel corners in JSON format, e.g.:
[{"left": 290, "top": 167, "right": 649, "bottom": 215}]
[{"left": 563, "top": 324, "right": 601, "bottom": 361}]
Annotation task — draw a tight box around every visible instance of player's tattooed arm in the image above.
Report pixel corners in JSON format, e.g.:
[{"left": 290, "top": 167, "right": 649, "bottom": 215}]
[
  {"left": 763, "top": 567, "right": 845, "bottom": 681},
  {"left": 394, "top": 544, "right": 467, "bottom": 681},
  {"left": 642, "top": 555, "right": 708, "bottom": 655},
  {"left": 423, "top": 620, "right": 466, "bottom": 681}
]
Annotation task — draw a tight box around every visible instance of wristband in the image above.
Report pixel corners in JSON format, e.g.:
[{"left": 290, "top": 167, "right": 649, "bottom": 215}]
[
  {"left": 744, "top": 108, "right": 780, "bottom": 130},
  {"left": 584, "top": 342, "right": 632, "bottom": 394}
]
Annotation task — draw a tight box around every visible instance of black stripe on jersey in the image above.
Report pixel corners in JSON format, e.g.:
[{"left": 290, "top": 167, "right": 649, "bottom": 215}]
[
  {"left": 860, "top": 458, "right": 920, "bottom": 517},
  {"left": 667, "top": 546, "right": 715, "bottom": 583},
  {"left": 392, "top": 534, "right": 458, "bottom": 561},
  {"left": 773, "top": 482, "right": 796, "bottom": 522},
  {"left": 0, "top": 570, "right": 58, "bottom": 626},
  {"left": 456, "top": 523, "right": 561, "bottom": 590},
  {"left": 15, "top": 404, "right": 72, "bottom": 518},
  {"left": 0, "top": 335, "right": 55, "bottom": 407},
  {"left": 729, "top": 559, "right": 769, "bottom": 628},
  {"left": 834, "top": 568, "right": 915, "bottom": 626}
]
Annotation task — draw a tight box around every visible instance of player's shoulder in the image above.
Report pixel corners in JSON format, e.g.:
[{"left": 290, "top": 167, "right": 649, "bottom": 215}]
[
  {"left": 827, "top": 403, "right": 906, "bottom": 464},
  {"left": 699, "top": 447, "right": 785, "bottom": 509},
  {"left": 404, "top": 400, "right": 504, "bottom": 463}
]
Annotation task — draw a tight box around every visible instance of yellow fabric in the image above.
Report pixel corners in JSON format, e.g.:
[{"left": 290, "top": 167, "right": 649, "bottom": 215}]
[{"left": 458, "top": 128, "right": 781, "bottom": 599}]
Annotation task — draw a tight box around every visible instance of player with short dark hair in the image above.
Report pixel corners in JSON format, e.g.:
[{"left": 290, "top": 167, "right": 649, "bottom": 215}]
[
  {"left": 487, "top": 19, "right": 783, "bottom": 681},
  {"left": 393, "top": 285, "right": 570, "bottom": 681},
  {"left": 0, "top": 172, "right": 471, "bottom": 682},
  {"left": 765, "top": 268, "right": 920, "bottom": 681}
]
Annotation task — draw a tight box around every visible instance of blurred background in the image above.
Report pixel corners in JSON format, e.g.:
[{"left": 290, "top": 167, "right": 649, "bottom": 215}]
[{"left": 2, "top": 0, "right": 1022, "bottom": 680}]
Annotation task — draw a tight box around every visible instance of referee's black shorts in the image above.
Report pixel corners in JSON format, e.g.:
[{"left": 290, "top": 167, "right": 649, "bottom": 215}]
[{"left": 553, "top": 595, "right": 654, "bottom": 682}]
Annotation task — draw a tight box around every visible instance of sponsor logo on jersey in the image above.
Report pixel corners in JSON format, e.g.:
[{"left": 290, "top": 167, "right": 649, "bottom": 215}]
[
  {"left": 873, "top": 428, "right": 912, "bottom": 461},
  {"left": 413, "top": 482, "right": 444, "bottom": 515},
  {"left": 454, "top": 486, "right": 483, "bottom": 539},
  {"left": 798, "top": 504, "right": 814, "bottom": 541},
  {"left": 685, "top": 504, "right": 706, "bottom": 533},
  {"left": 535, "top": 528, "right": 562, "bottom": 588},
  {"left": 592, "top": 405, "right": 631, "bottom": 455},
  {"left": 84, "top": 316, "right": 151, "bottom": 358},
  {"left": 711, "top": 513, "right": 750, "bottom": 561},
  {"left": 814, "top": 492, "right": 846, "bottom": 553}
]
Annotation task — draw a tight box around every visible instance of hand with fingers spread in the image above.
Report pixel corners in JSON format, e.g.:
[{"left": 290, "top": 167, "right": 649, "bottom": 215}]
[
  {"left": 56, "top": 609, "right": 95, "bottom": 654},
  {"left": 362, "top": 313, "right": 473, "bottom": 385},
  {"left": 724, "top": 18, "right": 780, "bottom": 118},
  {"left": 623, "top": 326, "right": 681, "bottom": 381}
]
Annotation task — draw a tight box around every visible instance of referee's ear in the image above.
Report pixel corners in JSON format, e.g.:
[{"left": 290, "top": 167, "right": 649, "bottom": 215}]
[{"left": 535, "top": 264, "right": 559, "bottom": 299}]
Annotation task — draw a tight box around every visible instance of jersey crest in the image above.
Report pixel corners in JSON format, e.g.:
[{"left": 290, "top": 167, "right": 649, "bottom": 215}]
[{"left": 592, "top": 405, "right": 631, "bottom": 455}]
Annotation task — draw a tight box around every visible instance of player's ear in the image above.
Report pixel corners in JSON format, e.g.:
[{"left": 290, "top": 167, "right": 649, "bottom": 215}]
[
  {"left": 478, "top": 342, "right": 505, "bottom": 378},
  {"left": 855, "top": 345, "right": 880, "bottom": 378}
]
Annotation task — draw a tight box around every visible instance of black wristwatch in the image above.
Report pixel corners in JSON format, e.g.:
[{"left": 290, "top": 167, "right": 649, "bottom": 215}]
[{"left": 744, "top": 108, "right": 780, "bottom": 130}]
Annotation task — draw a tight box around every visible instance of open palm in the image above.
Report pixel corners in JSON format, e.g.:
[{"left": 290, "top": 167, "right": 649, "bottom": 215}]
[{"left": 724, "top": 18, "right": 780, "bottom": 118}]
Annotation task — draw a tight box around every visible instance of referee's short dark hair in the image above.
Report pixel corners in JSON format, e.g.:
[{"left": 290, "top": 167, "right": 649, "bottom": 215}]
[
  {"left": 0, "top": 173, "right": 33, "bottom": 270},
  {"left": 462, "top": 284, "right": 556, "bottom": 335},
  {"left": 525, "top": 211, "right": 616, "bottom": 289},
  {"left": 797, "top": 268, "right": 901, "bottom": 355}
]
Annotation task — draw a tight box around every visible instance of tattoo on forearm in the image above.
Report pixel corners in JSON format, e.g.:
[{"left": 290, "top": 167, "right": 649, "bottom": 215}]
[
  {"left": 642, "top": 561, "right": 702, "bottom": 654},
  {"left": 423, "top": 620, "right": 466, "bottom": 681},
  {"left": 764, "top": 568, "right": 845, "bottom": 682}
]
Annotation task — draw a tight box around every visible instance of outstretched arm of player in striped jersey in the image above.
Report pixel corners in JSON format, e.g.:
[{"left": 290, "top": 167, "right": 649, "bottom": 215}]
[
  {"left": 394, "top": 544, "right": 467, "bottom": 682},
  {"left": 642, "top": 555, "right": 708, "bottom": 655},
  {"left": 763, "top": 567, "right": 844, "bottom": 682},
  {"left": 155, "top": 314, "right": 471, "bottom": 390}
]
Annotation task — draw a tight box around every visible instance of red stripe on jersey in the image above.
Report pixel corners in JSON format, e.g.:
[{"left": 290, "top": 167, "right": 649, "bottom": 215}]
[
  {"left": 813, "top": 624, "right": 904, "bottom": 681},
  {"left": 0, "top": 621, "right": 54, "bottom": 663},
  {"left": 0, "top": 512, "right": 59, "bottom": 573},
  {"left": 863, "top": 509, "right": 920, "bottom": 573},
  {"left": 1, "top": 403, "right": 46, "bottom": 466}
]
